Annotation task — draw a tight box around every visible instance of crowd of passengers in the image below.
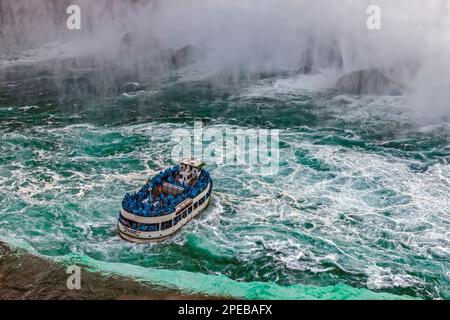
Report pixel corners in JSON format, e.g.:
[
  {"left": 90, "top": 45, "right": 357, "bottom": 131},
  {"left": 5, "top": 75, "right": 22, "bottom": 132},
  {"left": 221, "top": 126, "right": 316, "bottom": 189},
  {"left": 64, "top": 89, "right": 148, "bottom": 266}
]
[{"left": 121, "top": 165, "right": 211, "bottom": 217}]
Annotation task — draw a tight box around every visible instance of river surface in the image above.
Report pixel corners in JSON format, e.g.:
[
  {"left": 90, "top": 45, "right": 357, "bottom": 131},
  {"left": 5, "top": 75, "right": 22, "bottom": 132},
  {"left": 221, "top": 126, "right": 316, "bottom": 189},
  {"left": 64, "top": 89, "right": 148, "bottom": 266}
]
[{"left": 0, "top": 67, "right": 449, "bottom": 299}]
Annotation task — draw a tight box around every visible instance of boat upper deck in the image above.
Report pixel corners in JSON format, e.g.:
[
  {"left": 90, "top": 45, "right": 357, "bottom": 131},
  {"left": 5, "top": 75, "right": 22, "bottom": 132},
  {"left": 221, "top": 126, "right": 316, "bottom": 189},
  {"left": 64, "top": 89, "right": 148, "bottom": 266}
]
[{"left": 121, "top": 161, "right": 211, "bottom": 218}]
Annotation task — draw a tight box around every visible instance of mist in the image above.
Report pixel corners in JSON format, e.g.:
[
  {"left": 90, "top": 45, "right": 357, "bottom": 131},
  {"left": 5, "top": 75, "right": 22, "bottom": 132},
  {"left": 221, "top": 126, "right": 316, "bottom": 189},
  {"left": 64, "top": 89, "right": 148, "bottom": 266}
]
[{"left": 0, "top": 0, "right": 449, "bottom": 115}]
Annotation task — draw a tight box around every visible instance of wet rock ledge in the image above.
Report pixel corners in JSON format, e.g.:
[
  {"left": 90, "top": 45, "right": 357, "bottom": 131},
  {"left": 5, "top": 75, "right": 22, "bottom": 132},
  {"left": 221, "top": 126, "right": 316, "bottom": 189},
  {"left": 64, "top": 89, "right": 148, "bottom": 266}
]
[{"left": 0, "top": 242, "right": 218, "bottom": 300}]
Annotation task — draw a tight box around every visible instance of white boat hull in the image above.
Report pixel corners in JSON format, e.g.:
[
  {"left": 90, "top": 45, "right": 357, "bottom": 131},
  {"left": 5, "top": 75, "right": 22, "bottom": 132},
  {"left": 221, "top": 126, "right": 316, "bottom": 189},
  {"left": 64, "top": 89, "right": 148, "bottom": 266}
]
[{"left": 118, "top": 182, "right": 212, "bottom": 243}]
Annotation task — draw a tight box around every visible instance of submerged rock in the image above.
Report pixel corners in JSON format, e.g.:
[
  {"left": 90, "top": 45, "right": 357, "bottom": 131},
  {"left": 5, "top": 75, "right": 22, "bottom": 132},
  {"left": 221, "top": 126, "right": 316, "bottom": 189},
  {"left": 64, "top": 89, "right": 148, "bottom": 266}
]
[{"left": 335, "top": 69, "right": 404, "bottom": 95}]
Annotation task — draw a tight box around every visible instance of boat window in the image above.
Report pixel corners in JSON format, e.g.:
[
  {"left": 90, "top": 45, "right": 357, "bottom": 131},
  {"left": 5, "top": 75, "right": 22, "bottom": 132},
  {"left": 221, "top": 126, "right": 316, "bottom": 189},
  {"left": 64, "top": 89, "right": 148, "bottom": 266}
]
[
  {"left": 182, "top": 211, "right": 187, "bottom": 219},
  {"left": 146, "top": 223, "right": 159, "bottom": 232},
  {"left": 131, "top": 222, "right": 160, "bottom": 232},
  {"left": 118, "top": 213, "right": 126, "bottom": 224},
  {"left": 187, "top": 206, "right": 192, "bottom": 214},
  {"left": 199, "top": 197, "right": 204, "bottom": 205},
  {"left": 119, "top": 214, "right": 133, "bottom": 228},
  {"left": 173, "top": 214, "right": 182, "bottom": 226},
  {"left": 194, "top": 202, "right": 198, "bottom": 209},
  {"left": 161, "top": 220, "right": 173, "bottom": 230}
]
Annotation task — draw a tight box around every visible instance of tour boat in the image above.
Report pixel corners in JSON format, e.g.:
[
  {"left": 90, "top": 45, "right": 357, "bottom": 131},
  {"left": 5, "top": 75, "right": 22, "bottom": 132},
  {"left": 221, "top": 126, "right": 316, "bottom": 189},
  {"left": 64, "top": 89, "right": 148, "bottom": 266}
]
[{"left": 117, "top": 158, "right": 212, "bottom": 243}]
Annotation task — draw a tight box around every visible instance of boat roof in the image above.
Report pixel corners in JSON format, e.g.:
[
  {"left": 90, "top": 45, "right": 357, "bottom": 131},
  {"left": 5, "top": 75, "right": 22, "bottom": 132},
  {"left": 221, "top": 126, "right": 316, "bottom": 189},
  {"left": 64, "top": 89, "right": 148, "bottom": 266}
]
[{"left": 179, "top": 158, "right": 205, "bottom": 169}]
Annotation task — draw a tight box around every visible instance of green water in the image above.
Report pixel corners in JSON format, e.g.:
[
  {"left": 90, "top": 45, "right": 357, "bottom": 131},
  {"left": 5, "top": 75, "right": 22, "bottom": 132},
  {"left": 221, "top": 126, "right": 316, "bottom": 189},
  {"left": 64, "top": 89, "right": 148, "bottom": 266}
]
[{"left": 0, "top": 74, "right": 449, "bottom": 299}]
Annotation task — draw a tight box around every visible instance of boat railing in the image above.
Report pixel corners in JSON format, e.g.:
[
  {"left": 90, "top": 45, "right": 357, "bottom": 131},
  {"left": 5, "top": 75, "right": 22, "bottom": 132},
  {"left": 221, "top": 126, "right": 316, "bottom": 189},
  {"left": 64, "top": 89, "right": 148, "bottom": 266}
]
[{"left": 162, "top": 182, "right": 185, "bottom": 195}]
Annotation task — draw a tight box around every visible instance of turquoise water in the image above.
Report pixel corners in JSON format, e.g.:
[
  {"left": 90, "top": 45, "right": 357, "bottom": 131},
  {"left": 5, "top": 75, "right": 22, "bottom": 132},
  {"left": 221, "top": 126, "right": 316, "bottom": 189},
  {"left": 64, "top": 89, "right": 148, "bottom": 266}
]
[{"left": 0, "top": 73, "right": 449, "bottom": 299}]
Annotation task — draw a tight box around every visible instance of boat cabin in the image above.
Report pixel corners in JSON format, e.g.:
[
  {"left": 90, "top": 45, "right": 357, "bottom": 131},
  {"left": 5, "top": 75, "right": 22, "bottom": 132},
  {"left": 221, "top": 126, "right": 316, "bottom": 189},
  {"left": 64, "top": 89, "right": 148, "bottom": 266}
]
[{"left": 177, "top": 158, "right": 205, "bottom": 186}]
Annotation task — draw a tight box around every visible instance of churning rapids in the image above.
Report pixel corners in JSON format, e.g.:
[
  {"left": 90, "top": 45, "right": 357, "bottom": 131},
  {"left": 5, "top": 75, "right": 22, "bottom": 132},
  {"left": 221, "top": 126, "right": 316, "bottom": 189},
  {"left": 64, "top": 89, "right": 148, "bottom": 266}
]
[{"left": 0, "top": 0, "right": 449, "bottom": 300}]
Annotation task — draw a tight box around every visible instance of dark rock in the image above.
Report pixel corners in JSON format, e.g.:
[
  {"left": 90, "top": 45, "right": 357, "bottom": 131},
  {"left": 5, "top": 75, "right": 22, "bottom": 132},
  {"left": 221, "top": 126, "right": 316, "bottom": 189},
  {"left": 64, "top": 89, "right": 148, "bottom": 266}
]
[
  {"left": 169, "top": 45, "right": 197, "bottom": 69},
  {"left": 0, "top": 242, "right": 220, "bottom": 300},
  {"left": 123, "top": 82, "right": 141, "bottom": 94},
  {"left": 336, "top": 69, "right": 404, "bottom": 95}
]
